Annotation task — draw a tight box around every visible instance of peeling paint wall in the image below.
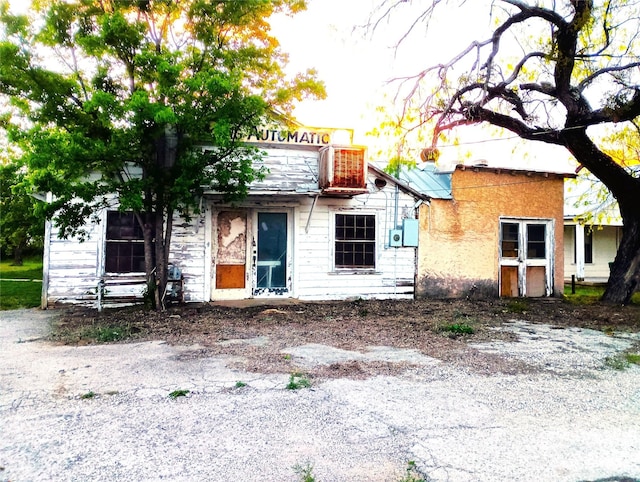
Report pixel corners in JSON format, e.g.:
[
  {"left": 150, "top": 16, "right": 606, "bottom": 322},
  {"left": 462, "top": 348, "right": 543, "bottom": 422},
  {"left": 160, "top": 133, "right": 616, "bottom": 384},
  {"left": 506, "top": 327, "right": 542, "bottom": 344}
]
[{"left": 416, "top": 168, "right": 566, "bottom": 299}]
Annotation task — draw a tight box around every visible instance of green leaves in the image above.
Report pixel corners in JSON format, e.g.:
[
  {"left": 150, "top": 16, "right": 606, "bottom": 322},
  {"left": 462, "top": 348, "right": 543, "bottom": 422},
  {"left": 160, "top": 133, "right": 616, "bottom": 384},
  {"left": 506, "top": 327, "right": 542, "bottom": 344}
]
[{"left": 0, "top": 0, "right": 324, "bottom": 308}]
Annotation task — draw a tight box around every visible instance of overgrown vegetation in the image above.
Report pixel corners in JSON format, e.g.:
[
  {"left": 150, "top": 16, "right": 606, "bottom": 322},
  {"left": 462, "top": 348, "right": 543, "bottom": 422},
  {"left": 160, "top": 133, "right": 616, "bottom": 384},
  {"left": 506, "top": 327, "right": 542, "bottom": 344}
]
[
  {"left": 168, "top": 389, "right": 190, "bottom": 399},
  {"left": 286, "top": 372, "right": 312, "bottom": 390},
  {"left": 80, "top": 391, "right": 96, "bottom": 399},
  {"left": 398, "top": 460, "right": 429, "bottom": 482},
  {"left": 293, "top": 462, "right": 315, "bottom": 482},
  {"left": 0, "top": 255, "right": 43, "bottom": 310},
  {"left": 439, "top": 322, "right": 475, "bottom": 337},
  {"left": 604, "top": 352, "right": 640, "bottom": 371}
]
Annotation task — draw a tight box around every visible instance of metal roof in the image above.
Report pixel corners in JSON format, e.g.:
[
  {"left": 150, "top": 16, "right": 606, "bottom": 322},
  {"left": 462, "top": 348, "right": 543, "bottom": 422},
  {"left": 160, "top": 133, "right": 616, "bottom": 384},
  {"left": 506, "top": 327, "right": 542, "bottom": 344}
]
[{"left": 396, "top": 162, "right": 453, "bottom": 199}]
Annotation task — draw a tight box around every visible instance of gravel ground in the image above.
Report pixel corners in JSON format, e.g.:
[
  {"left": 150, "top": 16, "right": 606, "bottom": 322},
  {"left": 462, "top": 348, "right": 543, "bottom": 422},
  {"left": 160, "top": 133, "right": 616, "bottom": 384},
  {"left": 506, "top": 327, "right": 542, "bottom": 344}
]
[{"left": 1, "top": 307, "right": 640, "bottom": 482}]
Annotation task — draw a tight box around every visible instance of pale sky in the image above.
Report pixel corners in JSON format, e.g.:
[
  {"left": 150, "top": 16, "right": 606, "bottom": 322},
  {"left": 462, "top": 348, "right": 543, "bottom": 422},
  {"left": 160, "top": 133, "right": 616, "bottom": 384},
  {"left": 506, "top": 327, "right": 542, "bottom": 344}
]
[
  {"left": 272, "top": 0, "right": 576, "bottom": 172},
  {"left": 5, "top": 0, "right": 577, "bottom": 172}
]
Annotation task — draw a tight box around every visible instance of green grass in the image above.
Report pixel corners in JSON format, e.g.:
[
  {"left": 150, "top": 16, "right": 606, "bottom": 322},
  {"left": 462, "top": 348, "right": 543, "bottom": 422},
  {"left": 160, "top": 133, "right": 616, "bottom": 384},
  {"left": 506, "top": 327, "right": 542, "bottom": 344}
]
[
  {"left": 168, "top": 389, "right": 190, "bottom": 399},
  {"left": 88, "top": 325, "right": 133, "bottom": 343},
  {"left": 439, "top": 322, "right": 475, "bottom": 336},
  {"left": 51, "top": 323, "right": 137, "bottom": 344},
  {"left": 625, "top": 353, "right": 640, "bottom": 365},
  {"left": 398, "top": 461, "right": 429, "bottom": 482},
  {"left": 564, "top": 284, "right": 640, "bottom": 305},
  {"left": 0, "top": 255, "right": 43, "bottom": 310}
]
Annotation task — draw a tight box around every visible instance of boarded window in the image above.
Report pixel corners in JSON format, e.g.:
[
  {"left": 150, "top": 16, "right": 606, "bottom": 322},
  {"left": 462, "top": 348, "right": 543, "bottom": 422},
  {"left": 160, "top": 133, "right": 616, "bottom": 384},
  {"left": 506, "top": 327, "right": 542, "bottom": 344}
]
[
  {"left": 335, "top": 214, "right": 375, "bottom": 268},
  {"left": 105, "top": 211, "right": 148, "bottom": 273}
]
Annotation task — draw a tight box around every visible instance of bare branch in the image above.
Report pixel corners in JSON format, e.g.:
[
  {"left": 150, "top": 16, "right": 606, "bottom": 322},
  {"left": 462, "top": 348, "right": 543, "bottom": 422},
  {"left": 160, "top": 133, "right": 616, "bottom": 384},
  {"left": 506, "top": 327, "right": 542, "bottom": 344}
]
[{"left": 578, "top": 62, "right": 640, "bottom": 91}]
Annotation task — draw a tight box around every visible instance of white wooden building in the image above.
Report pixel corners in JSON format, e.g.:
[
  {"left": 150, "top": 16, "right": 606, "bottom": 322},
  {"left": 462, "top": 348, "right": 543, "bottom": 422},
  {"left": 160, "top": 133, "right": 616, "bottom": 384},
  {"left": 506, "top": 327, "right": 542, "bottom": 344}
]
[
  {"left": 563, "top": 179, "right": 622, "bottom": 282},
  {"left": 42, "top": 127, "right": 428, "bottom": 307}
]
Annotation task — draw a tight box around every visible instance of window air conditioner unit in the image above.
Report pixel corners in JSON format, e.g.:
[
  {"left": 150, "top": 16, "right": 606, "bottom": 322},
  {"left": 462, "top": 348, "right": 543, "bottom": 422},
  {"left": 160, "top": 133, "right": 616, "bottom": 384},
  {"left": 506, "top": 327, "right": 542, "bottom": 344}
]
[{"left": 318, "top": 145, "right": 368, "bottom": 195}]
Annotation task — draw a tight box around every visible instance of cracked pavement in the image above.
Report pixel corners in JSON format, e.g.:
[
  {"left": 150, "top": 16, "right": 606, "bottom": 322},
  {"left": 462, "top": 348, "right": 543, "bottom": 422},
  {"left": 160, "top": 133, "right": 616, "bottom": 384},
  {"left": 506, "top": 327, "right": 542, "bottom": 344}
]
[{"left": 1, "top": 308, "right": 639, "bottom": 481}]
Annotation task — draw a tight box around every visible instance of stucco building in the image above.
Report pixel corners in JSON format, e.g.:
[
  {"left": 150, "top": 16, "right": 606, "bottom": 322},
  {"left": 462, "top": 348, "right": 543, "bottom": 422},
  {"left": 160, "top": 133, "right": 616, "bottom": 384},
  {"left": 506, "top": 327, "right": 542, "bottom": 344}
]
[{"left": 400, "top": 161, "right": 572, "bottom": 298}]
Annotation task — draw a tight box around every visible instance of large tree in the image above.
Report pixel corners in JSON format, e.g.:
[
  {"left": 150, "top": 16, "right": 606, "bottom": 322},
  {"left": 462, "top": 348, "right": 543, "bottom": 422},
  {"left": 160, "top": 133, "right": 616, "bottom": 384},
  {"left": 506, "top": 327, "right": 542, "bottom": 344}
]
[
  {"left": 0, "top": 0, "right": 324, "bottom": 309},
  {"left": 375, "top": 0, "right": 640, "bottom": 304}
]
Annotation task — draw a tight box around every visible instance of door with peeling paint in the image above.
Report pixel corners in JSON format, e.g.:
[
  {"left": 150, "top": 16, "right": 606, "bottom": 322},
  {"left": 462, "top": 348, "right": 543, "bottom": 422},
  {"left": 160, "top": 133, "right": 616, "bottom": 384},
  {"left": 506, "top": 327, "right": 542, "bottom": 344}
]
[
  {"left": 499, "top": 218, "right": 554, "bottom": 297},
  {"left": 212, "top": 210, "right": 251, "bottom": 299}
]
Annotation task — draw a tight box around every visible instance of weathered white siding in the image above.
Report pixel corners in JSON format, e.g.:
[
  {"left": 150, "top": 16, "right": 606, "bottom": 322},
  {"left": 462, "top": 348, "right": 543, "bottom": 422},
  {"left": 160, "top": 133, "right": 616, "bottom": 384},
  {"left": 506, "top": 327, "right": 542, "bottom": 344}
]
[
  {"left": 251, "top": 146, "right": 319, "bottom": 193},
  {"left": 291, "top": 181, "right": 418, "bottom": 300},
  {"left": 44, "top": 219, "right": 102, "bottom": 305},
  {"left": 43, "top": 143, "right": 421, "bottom": 306},
  {"left": 168, "top": 214, "right": 207, "bottom": 302}
]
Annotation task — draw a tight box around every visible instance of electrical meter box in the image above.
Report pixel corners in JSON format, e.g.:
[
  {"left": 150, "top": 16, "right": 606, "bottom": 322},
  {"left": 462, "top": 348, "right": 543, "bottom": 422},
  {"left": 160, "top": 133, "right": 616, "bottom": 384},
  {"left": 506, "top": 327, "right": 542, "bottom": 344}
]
[
  {"left": 389, "top": 229, "right": 403, "bottom": 247},
  {"left": 402, "top": 218, "right": 419, "bottom": 247}
]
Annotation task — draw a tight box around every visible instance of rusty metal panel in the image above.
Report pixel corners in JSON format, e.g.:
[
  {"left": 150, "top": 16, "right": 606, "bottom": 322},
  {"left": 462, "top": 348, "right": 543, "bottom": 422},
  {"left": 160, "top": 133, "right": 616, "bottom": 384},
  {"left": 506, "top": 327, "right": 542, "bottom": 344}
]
[
  {"left": 333, "top": 148, "right": 366, "bottom": 188},
  {"left": 319, "top": 146, "right": 367, "bottom": 192}
]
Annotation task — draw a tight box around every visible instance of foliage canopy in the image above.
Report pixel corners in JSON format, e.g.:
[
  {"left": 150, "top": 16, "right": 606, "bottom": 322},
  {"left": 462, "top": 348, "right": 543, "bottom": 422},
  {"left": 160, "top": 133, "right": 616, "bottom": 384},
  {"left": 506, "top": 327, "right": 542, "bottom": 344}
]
[{"left": 0, "top": 0, "right": 325, "bottom": 308}]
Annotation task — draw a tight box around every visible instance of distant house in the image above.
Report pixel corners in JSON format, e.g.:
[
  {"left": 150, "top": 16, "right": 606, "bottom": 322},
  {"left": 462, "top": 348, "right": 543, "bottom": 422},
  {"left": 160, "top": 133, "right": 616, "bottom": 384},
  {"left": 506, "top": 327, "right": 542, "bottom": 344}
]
[
  {"left": 563, "top": 178, "right": 622, "bottom": 283},
  {"left": 42, "top": 127, "right": 427, "bottom": 308},
  {"left": 399, "top": 160, "right": 573, "bottom": 298}
]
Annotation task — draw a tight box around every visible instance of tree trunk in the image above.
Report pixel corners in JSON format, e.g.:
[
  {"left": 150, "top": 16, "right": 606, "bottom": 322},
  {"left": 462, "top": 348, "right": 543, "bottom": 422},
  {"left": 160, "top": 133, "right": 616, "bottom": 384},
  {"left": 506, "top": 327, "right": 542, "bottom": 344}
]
[
  {"left": 12, "top": 242, "right": 24, "bottom": 266},
  {"left": 154, "top": 211, "right": 167, "bottom": 310},
  {"left": 602, "top": 212, "right": 640, "bottom": 304},
  {"left": 141, "top": 214, "right": 157, "bottom": 309},
  {"left": 562, "top": 130, "right": 640, "bottom": 304}
]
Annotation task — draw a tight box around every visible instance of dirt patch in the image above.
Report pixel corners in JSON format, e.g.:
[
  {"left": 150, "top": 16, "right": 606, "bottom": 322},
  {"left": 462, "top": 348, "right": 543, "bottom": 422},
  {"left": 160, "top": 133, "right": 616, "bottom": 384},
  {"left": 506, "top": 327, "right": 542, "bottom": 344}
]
[{"left": 48, "top": 297, "right": 640, "bottom": 379}]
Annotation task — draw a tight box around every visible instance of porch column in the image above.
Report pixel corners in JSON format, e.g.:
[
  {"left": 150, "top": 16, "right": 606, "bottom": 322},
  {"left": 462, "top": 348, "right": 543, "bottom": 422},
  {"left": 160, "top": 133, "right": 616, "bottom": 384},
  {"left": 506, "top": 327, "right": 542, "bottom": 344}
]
[{"left": 575, "top": 223, "right": 585, "bottom": 281}]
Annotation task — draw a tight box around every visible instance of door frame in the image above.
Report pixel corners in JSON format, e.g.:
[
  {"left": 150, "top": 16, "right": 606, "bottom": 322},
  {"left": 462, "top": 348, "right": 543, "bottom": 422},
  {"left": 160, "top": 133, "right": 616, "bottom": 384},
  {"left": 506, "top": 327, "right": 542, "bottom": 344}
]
[
  {"left": 251, "top": 208, "right": 294, "bottom": 298},
  {"left": 499, "top": 217, "right": 554, "bottom": 297},
  {"left": 211, "top": 209, "right": 252, "bottom": 300}
]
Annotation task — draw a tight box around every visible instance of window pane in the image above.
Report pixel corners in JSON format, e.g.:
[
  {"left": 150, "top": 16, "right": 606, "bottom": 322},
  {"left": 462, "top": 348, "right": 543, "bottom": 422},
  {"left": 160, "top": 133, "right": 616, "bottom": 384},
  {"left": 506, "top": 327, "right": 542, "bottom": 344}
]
[
  {"left": 105, "top": 211, "right": 149, "bottom": 273},
  {"left": 501, "top": 223, "right": 519, "bottom": 258},
  {"left": 527, "top": 224, "right": 546, "bottom": 259},
  {"left": 335, "top": 214, "right": 375, "bottom": 268}
]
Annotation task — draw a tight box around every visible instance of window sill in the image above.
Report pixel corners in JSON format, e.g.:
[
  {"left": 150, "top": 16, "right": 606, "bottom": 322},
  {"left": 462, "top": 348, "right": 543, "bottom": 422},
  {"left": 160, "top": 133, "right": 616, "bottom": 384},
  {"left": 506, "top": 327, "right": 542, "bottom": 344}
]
[{"left": 329, "top": 269, "right": 379, "bottom": 275}]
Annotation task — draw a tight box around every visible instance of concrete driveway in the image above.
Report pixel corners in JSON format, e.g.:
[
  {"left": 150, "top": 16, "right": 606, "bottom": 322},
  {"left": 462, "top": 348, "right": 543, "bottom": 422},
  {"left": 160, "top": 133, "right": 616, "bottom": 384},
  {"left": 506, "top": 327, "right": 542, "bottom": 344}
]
[{"left": 1, "top": 308, "right": 639, "bottom": 482}]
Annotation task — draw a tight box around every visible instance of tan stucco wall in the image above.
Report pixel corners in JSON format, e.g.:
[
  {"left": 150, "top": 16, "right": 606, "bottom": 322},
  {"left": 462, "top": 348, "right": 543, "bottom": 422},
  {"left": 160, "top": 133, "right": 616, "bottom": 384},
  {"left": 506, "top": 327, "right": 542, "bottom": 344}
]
[{"left": 416, "top": 167, "right": 566, "bottom": 298}]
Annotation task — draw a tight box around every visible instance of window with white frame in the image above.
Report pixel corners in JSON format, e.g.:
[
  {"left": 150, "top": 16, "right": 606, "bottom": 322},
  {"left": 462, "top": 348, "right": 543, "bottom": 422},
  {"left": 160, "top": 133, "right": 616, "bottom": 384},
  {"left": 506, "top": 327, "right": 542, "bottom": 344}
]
[
  {"left": 105, "top": 211, "right": 147, "bottom": 273},
  {"left": 334, "top": 213, "right": 375, "bottom": 269}
]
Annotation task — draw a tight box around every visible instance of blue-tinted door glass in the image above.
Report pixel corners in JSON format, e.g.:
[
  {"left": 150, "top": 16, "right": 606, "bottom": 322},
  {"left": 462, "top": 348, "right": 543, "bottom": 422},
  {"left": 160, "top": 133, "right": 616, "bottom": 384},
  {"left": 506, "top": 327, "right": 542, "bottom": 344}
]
[{"left": 257, "top": 213, "right": 287, "bottom": 288}]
